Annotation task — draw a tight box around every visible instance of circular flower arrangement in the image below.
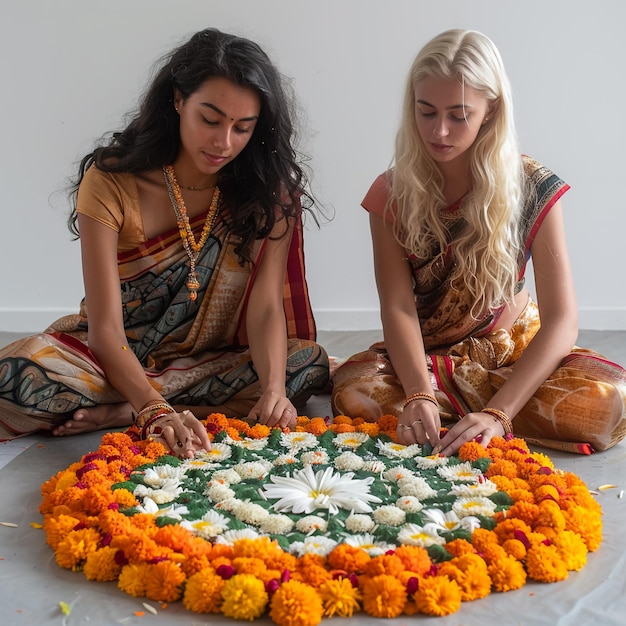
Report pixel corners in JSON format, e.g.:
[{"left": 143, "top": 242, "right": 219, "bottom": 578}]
[{"left": 40, "top": 414, "right": 602, "bottom": 624}]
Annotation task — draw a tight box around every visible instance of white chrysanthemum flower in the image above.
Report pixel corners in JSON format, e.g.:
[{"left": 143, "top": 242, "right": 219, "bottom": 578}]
[
  {"left": 343, "top": 533, "right": 395, "bottom": 557},
  {"left": 373, "top": 505, "right": 406, "bottom": 526},
  {"left": 333, "top": 451, "right": 365, "bottom": 471},
  {"left": 234, "top": 461, "right": 272, "bottom": 480},
  {"left": 450, "top": 479, "right": 498, "bottom": 498},
  {"left": 136, "top": 497, "right": 188, "bottom": 519},
  {"left": 194, "top": 443, "right": 233, "bottom": 463},
  {"left": 210, "top": 469, "right": 242, "bottom": 485},
  {"left": 143, "top": 465, "right": 187, "bottom": 487},
  {"left": 452, "top": 496, "right": 497, "bottom": 518},
  {"left": 413, "top": 454, "right": 449, "bottom": 470},
  {"left": 362, "top": 459, "right": 387, "bottom": 474},
  {"left": 397, "top": 476, "right": 438, "bottom": 500},
  {"left": 376, "top": 440, "right": 422, "bottom": 459},
  {"left": 395, "top": 495, "right": 424, "bottom": 513},
  {"left": 230, "top": 437, "right": 268, "bottom": 450},
  {"left": 183, "top": 458, "right": 216, "bottom": 470},
  {"left": 134, "top": 481, "right": 182, "bottom": 504},
  {"left": 421, "top": 509, "right": 467, "bottom": 532},
  {"left": 215, "top": 528, "right": 261, "bottom": 546},
  {"left": 213, "top": 497, "right": 242, "bottom": 513},
  {"left": 397, "top": 523, "right": 446, "bottom": 547},
  {"left": 205, "top": 482, "right": 236, "bottom": 502},
  {"left": 437, "top": 462, "right": 483, "bottom": 483},
  {"left": 259, "top": 514, "right": 295, "bottom": 534},
  {"left": 333, "top": 432, "right": 370, "bottom": 449},
  {"left": 273, "top": 453, "right": 300, "bottom": 466},
  {"left": 290, "top": 536, "right": 338, "bottom": 557},
  {"left": 301, "top": 449, "right": 329, "bottom": 465},
  {"left": 280, "top": 431, "right": 318, "bottom": 450},
  {"left": 262, "top": 465, "right": 381, "bottom": 515},
  {"left": 235, "top": 502, "right": 270, "bottom": 525},
  {"left": 345, "top": 514, "right": 376, "bottom": 533},
  {"left": 383, "top": 466, "right": 415, "bottom": 482},
  {"left": 295, "top": 515, "right": 328, "bottom": 534},
  {"left": 179, "top": 510, "right": 230, "bottom": 538}
]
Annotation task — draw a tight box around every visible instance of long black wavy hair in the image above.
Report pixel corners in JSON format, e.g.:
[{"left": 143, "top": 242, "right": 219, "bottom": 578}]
[{"left": 68, "top": 27, "right": 314, "bottom": 261}]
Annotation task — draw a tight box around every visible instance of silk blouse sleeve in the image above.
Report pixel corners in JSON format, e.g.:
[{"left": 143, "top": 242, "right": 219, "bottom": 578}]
[{"left": 361, "top": 171, "right": 395, "bottom": 222}]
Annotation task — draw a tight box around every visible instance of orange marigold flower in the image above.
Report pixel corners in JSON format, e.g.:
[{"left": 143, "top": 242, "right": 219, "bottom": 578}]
[
  {"left": 224, "top": 427, "right": 242, "bottom": 440},
  {"left": 562, "top": 504, "right": 602, "bottom": 552},
  {"left": 220, "top": 573, "right": 269, "bottom": 621},
  {"left": 305, "top": 417, "right": 328, "bottom": 435},
  {"left": 328, "top": 544, "right": 371, "bottom": 573},
  {"left": 142, "top": 440, "right": 169, "bottom": 460},
  {"left": 507, "top": 488, "right": 535, "bottom": 504},
  {"left": 118, "top": 562, "right": 152, "bottom": 597},
  {"left": 269, "top": 579, "right": 324, "bottom": 626},
  {"left": 552, "top": 529, "right": 588, "bottom": 571},
  {"left": 356, "top": 422, "right": 380, "bottom": 437},
  {"left": 526, "top": 544, "right": 569, "bottom": 583},
  {"left": 332, "top": 415, "right": 353, "bottom": 425},
  {"left": 43, "top": 513, "right": 82, "bottom": 550},
  {"left": 485, "top": 459, "right": 518, "bottom": 479},
  {"left": 361, "top": 574, "right": 407, "bottom": 618},
  {"left": 489, "top": 474, "right": 516, "bottom": 494},
  {"left": 438, "top": 560, "right": 491, "bottom": 602},
  {"left": 535, "top": 500, "right": 566, "bottom": 531},
  {"left": 233, "top": 556, "right": 268, "bottom": 578},
  {"left": 55, "top": 527, "right": 102, "bottom": 570},
  {"left": 53, "top": 470, "right": 79, "bottom": 491},
  {"left": 413, "top": 575, "right": 462, "bottom": 616},
  {"left": 501, "top": 538, "right": 527, "bottom": 560},
  {"left": 247, "top": 423, "right": 271, "bottom": 439},
  {"left": 144, "top": 560, "right": 186, "bottom": 602},
  {"left": 363, "top": 554, "right": 405, "bottom": 578},
  {"left": 318, "top": 577, "right": 362, "bottom": 618},
  {"left": 506, "top": 500, "right": 540, "bottom": 527},
  {"left": 458, "top": 441, "right": 491, "bottom": 462},
  {"left": 83, "top": 546, "right": 123, "bottom": 581},
  {"left": 487, "top": 556, "right": 527, "bottom": 592},
  {"left": 377, "top": 414, "right": 398, "bottom": 431},
  {"left": 329, "top": 423, "right": 356, "bottom": 433},
  {"left": 183, "top": 566, "right": 224, "bottom": 613},
  {"left": 493, "top": 518, "right": 533, "bottom": 543},
  {"left": 444, "top": 539, "right": 475, "bottom": 558},
  {"left": 394, "top": 545, "right": 432, "bottom": 575},
  {"left": 205, "top": 413, "right": 230, "bottom": 430}
]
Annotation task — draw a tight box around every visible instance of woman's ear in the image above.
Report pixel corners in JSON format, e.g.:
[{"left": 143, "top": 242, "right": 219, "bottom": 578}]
[{"left": 173, "top": 89, "right": 183, "bottom": 113}]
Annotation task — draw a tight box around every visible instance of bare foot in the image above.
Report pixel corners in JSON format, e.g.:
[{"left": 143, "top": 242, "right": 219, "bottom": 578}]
[{"left": 53, "top": 402, "right": 132, "bottom": 436}]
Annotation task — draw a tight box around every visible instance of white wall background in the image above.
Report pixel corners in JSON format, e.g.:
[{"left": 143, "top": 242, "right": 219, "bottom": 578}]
[{"left": 1, "top": 0, "right": 624, "bottom": 332}]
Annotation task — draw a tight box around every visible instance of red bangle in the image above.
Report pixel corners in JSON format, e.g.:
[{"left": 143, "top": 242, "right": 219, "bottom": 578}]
[{"left": 140, "top": 410, "right": 174, "bottom": 440}]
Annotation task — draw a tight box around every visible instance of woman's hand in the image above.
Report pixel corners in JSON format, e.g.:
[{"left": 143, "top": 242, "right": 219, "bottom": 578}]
[
  {"left": 397, "top": 399, "right": 441, "bottom": 446},
  {"left": 148, "top": 410, "right": 212, "bottom": 459},
  {"left": 248, "top": 391, "right": 297, "bottom": 429},
  {"left": 433, "top": 411, "right": 505, "bottom": 456}
]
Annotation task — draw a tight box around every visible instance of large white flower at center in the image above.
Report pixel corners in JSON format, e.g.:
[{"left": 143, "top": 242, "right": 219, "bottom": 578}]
[{"left": 262, "top": 465, "right": 381, "bottom": 515}]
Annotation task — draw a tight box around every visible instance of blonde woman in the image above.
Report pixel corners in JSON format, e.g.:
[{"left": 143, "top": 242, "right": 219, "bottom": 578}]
[{"left": 332, "top": 29, "right": 626, "bottom": 455}]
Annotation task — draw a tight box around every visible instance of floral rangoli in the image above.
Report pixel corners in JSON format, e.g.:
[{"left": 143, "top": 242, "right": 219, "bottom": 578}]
[{"left": 40, "top": 413, "right": 602, "bottom": 624}]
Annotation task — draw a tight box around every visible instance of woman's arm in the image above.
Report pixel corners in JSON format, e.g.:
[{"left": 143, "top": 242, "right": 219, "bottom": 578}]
[
  {"left": 370, "top": 213, "right": 441, "bottom": 444},
  {"left": 436, "top": 200, "right": 578, "bottom": 454},
  {"left": 78, "top": 213, "right": 211, "bottom": 456},
  {"left": 245, "top": 216, "right": 297, "bottom": 428}
]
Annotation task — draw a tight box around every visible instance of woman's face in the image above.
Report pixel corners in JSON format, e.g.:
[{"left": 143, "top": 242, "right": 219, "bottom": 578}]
[
  {"left": 175, "top": 76, "right": 261, "bottom": 180},
  {"left": 414, "top": 76, "right": 491, "bottom": 167}
]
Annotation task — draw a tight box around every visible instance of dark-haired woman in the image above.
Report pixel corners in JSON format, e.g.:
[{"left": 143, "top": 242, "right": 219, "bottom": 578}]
[{"left": 0, "top": 28, "right": 329, "bottom": 457}]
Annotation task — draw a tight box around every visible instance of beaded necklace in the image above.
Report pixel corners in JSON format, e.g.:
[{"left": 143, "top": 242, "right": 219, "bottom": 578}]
[{"left": 163, "top": 165, "right": 220, "bottom": 301}]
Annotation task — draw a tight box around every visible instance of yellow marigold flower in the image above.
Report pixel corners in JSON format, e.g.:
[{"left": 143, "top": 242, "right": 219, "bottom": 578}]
[
  {"left": 269, "top": 579, "right": 324, "bottom": 626},
  {"left": 563, "top": 504, "right": 603, "bottom": 551},
  {"left": 536, "top": 500, "right": 566, "bottom": 531},
  {"left": 553, "top": 530, "right": 588, "bottom": 571},
  {"left": 361, "top": 574, "right": 406, "bottom": 618},
  {"left": 55, "top": 527, "right": 101, "bottom": 570},
  {"left": 530, "top": 451, "right": 555, "bottom": 470},
  {"left": 183, "top": 567, "right": 224, "bottom": 613},
  {"left": 318, "top": 577, "right": 362, "bottom": 618},
  {"left": 526, "top": 544, "right": 569, "bottom": 583},
  {"left": 54, "top": 470, "right": 78, "bottom": 491},
  {"left": 328, "top": 544, "right": 371, "bottom": 573},
  {"left": 118, "top": 563, "right": 152, "bottom": 597},
  {"left": 363, "top": 554, "right": 405, "bottom": 578},
  {"left": 43, "top": 514, "right": 82, "bottom": 550},
  {"left": 458, "top": 441, "right": 491, "bottom": 462},
  {"left": 220, "top": 574, "right": 269, "bottom": 621},
  {"left": 488, "top": 474, "right": 516, "bottom": 493},
  {"left": 487, "top": 557, "right": 527, "bottom": 592},
  {"left": 394, "top": 545, "right": 432, "bottom": 575},
  {"left": 413, "top": 575, "right": 461, "bottom": 616},
  {"left": 83, "top": 546, "right": 122, "bottom": 581},
  {"left": 144, "top": 560, "right": 186, "bottom": 602}
]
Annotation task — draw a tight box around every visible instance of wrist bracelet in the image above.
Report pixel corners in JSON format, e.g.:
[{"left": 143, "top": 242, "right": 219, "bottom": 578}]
[
  {"left": 403, "top": 392, "right": 438, "bottom": 409},
  {"left": 140, "top": 410, "right": 174, "bottom": 440},
  {"left": 482, "top": 407, "right": 514, "bottom": 435},
  {"left": 134, "top": 402, "right": 175, "bottom": 429}
]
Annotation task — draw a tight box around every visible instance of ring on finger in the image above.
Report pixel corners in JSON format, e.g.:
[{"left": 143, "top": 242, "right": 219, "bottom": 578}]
[{"left": 411, "top": 420, "right": 422, "bottom": 427}]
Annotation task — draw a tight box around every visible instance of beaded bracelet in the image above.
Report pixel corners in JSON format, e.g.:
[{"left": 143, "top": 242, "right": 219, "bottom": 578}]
[
  {"left": 482, "top": 407, "right": 514, "bottom": 434},
  {"left": 403, "top": 392, "right": 438, "bottom": 410}
]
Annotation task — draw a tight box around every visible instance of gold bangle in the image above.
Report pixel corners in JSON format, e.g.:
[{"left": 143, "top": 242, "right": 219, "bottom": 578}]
[
  {"left": 134, "top": 402, "right": 175, "bottom": 428},
  {"left": 403, "top": 392, "right": 438, "bottom": 409},
  {"left": 482, "top": 407, "right": 514, "bottom": 435}
]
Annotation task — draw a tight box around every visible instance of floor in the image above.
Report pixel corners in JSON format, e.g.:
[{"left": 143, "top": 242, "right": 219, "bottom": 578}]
[{"left": 1, "top": 328, "right": 625, "bottom": 625}]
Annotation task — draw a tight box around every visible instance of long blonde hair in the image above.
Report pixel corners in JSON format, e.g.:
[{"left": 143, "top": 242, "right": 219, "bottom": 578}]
[{"left": 391, "top": 29, "right": 524, "bottom": 313}]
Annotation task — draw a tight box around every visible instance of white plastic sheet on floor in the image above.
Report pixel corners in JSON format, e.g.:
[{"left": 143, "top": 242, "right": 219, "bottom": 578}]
[{"left": 1, "top": 426, "right": 625, "bottom": 626}]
